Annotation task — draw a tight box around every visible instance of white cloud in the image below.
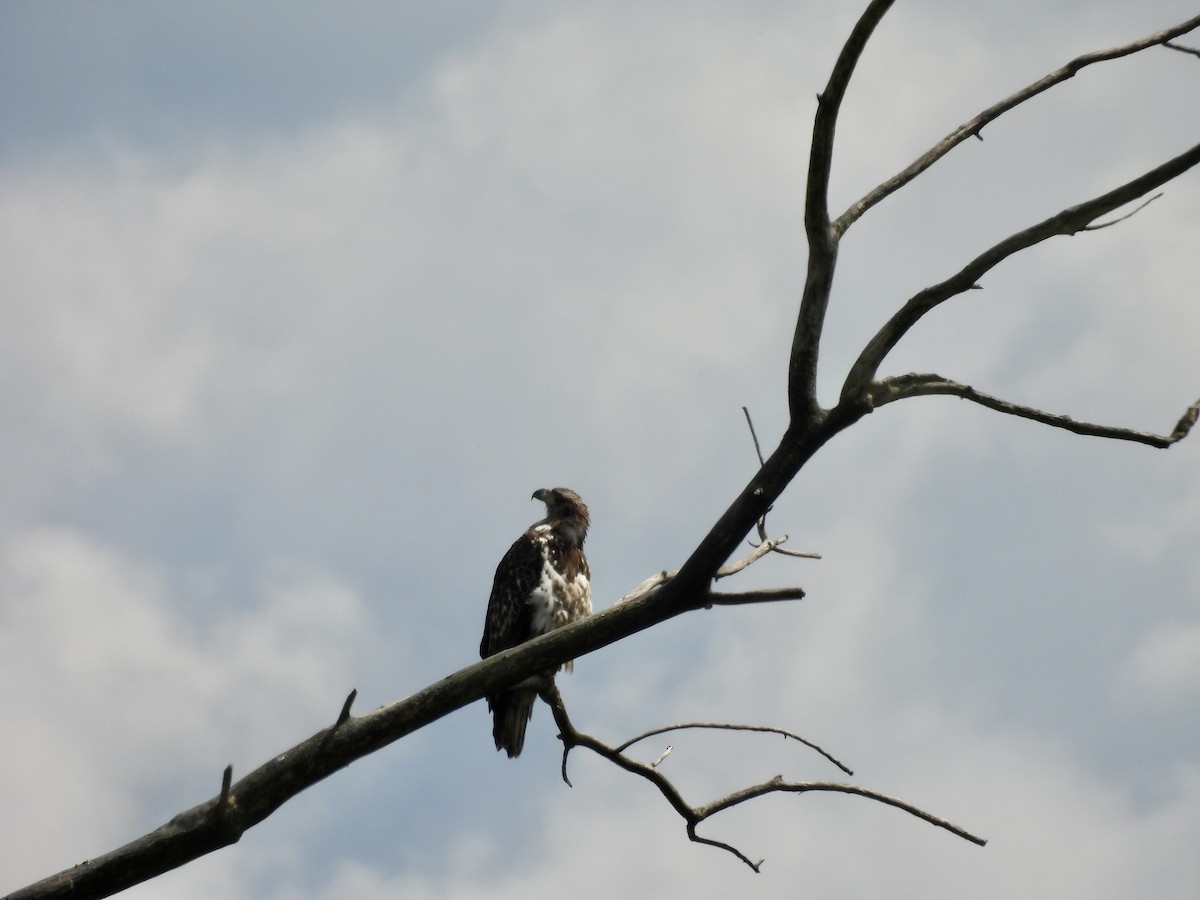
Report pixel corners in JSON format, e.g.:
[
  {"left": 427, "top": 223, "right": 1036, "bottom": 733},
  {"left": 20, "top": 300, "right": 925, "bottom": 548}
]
[{"left": 1117, "top": 621, "right": 1200, "bottom": 708}]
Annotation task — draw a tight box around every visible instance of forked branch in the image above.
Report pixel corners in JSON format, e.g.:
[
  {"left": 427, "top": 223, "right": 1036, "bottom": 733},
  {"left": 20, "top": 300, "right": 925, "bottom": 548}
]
[{"left": 541, "top": 683, "right": 986, "bottom": 873}]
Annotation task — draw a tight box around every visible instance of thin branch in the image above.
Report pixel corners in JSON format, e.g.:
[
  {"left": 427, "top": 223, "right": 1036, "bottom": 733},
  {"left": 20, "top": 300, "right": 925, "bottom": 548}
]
[
  {"left": 873, "top": 373, "right": 1200, "bottom": 448},
  {"left": 840, "top": 140, "right": 1200, "bottom": 402},
  {"left": 742, "top": 408, "right": 824, "bottom": 559},
  {"left": 315, "top": 689, "right": 358, "bottom": 755},
  {"left": 1081, "top": 192, "right": 1162, "bottom": 230},
  {"left": 217, "top": 766, "right": 233, "bottom": 814},
  {"left": 616, "top": 723, "right": 853, "bottom": 776},
  {"left": 1164, "top": 40, "right": 1200, "bottom": 59},
  {"left": 715, "top": 536, "right": 790, "bottom": 578},
  {"left": 835, "top": 14, "right": 1200, "bottom": 234},
  {"left": 616, "top": 570, "right": 672, "bottom": 604},
  {"left": 790, "top": 0, "right": 896, "bottom": 421},
  {"left": 742, "top": 406, "right": 767, "bottom": 467},
  {"left": 745, "top": 407, "right": 772, "bottom": 547},
  {"left": 768, "top": 546, "right": 822, "bottom": 560},
  {"left": 621, "top": 535, "right": 811, "bottom": 606},
  {"left": 695, "top": 777, "right": 987, "bottom": 848},
  {"left": 335, "top": 689, "right": 357, "bottom": 726},
  {"left": 705, "top": 588, "right": 807, "bottom": 607},
  {"left": 542, "top": 684, "right": 984, "bottom": 874}
]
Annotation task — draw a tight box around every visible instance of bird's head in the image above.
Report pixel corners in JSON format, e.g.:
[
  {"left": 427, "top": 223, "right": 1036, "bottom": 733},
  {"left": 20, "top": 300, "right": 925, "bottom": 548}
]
[{"left": 532, "top": 487, "right": 590, "bottom": 545}]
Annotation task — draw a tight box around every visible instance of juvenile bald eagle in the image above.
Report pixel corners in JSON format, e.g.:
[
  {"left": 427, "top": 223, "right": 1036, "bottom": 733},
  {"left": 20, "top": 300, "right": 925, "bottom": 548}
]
[{"left": 480, "top": 487, "right": 592, "bottom": 757}]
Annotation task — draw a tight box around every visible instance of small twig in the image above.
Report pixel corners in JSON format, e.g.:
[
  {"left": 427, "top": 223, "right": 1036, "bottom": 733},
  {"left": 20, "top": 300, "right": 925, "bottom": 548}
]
[
  {"left": 217, "top": 766, "right": 234, "bottom": 815},
  {"left": 336, "top": 689, "right": 357, "bottom": 726},
  {"left": 620, "top": 534, "right": 814, "bottom": 606},
  {"left": 741, "top": 408, "right": 823, "bottom": 559},
  {"left": 742, "top": 406, "right": 767, "bottom": 467},
  {"left": 716, "top": 536, "right": 789, "bottom": 578},
  {"left": 616, "top": 571, "right": 672, "bottom": 604},
  {"left": 771, "top": 545, "right": 823, "bottom": 560},
  {"left": 743, "top": 406, "right": 774, "bottom": 545},
  {"left": 1164, "top": 40, "right": 1200, "bottom": 59},
  {"left": 316, "top": 689, "right": 359, "bottom": 755},
  {"left": 874, "top": 374, "right": 1200, "bottom": 449},
  {"left": 1081, "top": 192, "right": 1162, "bottom": 230},
  {"left": 617, "top": 723, "right": 852, "bottom": 776},
  {"left": 618, "top": 568, "right": 805, "bottom": 608}
]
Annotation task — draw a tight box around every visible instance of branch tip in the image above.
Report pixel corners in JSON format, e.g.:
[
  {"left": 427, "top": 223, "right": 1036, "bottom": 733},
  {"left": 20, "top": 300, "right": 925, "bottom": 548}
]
[
  {"left": 218, "top": 765, "right": 233, "bottom": 813},
  {"left": 1082, "top": 192, "right": 1163, "bottom": 230},
  {"left": 1164, "top": 40, "right": 1200, "bottom": 59},
  {"left": 1170, "top": 397, "right": 1200, "bottom": 442},
  {"left": 336, "top": 689, "right": 358, "bottom": 726},
  {"left": 742, "top": 406, "right": 767, "bottom": 467},
  {"left": 875, "top": 375, "right": 1200, "bottom": 450}
]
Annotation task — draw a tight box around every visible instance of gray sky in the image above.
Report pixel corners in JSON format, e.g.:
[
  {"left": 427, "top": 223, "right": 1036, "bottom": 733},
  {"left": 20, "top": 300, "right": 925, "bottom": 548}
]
[{"left": 2, "top": 2, "right": 1199, "bottom": 898}]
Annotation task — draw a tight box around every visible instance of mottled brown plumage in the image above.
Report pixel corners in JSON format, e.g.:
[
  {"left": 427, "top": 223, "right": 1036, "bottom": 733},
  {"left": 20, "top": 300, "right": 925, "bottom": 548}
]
[{"left": 480, "top": 487, "right": 592, "bottom": 757}]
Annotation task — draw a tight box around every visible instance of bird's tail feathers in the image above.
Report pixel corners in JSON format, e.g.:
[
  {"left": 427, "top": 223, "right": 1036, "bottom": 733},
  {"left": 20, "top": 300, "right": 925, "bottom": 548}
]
[{"left": 491, "top": 688, "right": 536, "bottom": 758}]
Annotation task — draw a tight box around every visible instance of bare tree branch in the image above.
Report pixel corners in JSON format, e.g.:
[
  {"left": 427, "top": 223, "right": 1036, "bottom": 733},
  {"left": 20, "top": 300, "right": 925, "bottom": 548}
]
[
  {"left": 4, "top": 559, "right": 813, "bottom": 900},
  {"left": 790, "top": 0, "right": 896, "bottom": 422},
  {"left": 742, "top": 407, "right": 825, "bottom": 559},
  {"left": 695, "top": 777, "right": 988, "bottom": 849},
  {"left": 835, "top": 14, "right": 1200, "bottom": 234},
  {"left": 840, "top": 140, "right": 1200, "bottom": 402},
  {"left": 1081, "top": 192, "right": 1162, "bottom": 230},
  {"left": 872, "top": 374, "right": 1200, "bottom": 448},
  {"left": 705, "top": 588, "right": 807, "bottom": 606},
  {"left": 541, "top": 684, "right": 985, "bottom": 874},
  {"left": 716, "top": 535, "right": 792, "bottom": 578},
  {"left": 1164, "top": 40, "right": 1200, "bottom": 59},
  {"left": 742, "top": 406, "right": 767, "bottom": 467},
  {"left": 615, "top": 534, "right": 811, "bottom": 611},
  {"left": 615, "top": 722, "right": 853, "bottom": 776}
]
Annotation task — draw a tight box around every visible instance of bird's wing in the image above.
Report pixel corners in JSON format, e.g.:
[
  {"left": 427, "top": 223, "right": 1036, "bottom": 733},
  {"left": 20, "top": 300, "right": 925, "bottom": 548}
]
[{"left": 480, "top": 531, "right": 543, "bottom": 658}]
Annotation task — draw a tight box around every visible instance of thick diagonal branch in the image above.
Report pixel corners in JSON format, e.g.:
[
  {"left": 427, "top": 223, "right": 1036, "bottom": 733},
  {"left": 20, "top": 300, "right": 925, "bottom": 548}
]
[
  {"left": 873, "top": 374, "right": 1200, "bottom": 447},
  {"left": 834, "top": 14, "right": 1200, "bottom": 234},
  {"left": 840, "top": 140, "right": 1200, "bottom": 402}
]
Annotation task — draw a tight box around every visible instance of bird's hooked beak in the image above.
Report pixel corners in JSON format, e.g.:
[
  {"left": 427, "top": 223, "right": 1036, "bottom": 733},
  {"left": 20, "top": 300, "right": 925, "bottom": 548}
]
[{"left": 531, "top": 488, "right": 549, "bottom": 503}]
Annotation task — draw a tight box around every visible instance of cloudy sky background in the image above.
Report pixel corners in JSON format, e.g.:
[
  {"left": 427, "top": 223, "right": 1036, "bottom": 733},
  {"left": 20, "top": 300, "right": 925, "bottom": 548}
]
[{"left": 2, "top": 1, "right": 1198, "bottom": 897}]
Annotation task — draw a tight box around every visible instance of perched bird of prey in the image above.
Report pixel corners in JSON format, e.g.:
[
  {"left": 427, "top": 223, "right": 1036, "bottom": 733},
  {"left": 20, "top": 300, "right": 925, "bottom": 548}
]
[{"left": 480, "top": 487, "right": 592, "bottom": 757}]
